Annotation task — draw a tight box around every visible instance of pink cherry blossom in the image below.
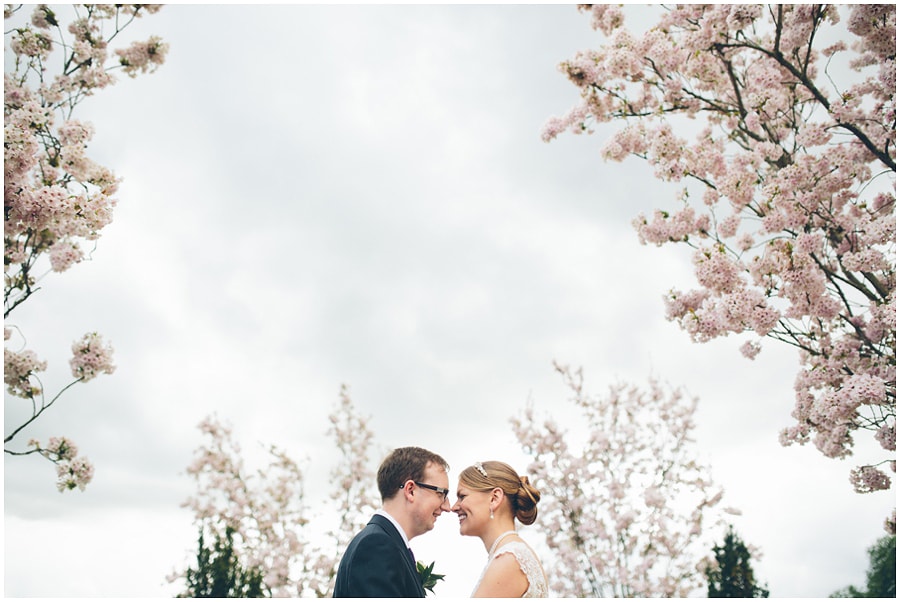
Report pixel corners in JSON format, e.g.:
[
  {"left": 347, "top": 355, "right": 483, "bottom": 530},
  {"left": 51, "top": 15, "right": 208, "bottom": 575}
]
[
  {"left": 4, "top": 347, "right": 47, "bottom": 398},
  {"left": 850, "top": 465, "right": 892, "bottom": 494},
  {"left": 512, "top": 362, "right": 728, "bottom": 597},
  {"left": 48, "top": 240, "right": 84, "bottom": 273},
  {"left": 545, "top": 4, "right": 895, "bottom": 529},
  {"left": 4, "top": 4, "right": 167, "bottom": 491},
  {"left": 6, "top": 4, "right": 166, "bottom": 313},
  {"left": 739, "top": 340, "right": 762, "bottom": 360},
  {"left": 115, "top": 35, "right": 169, "bottom": 77},
  {"left": 45, "top": 436, "right": 79, "bottom": 461},
  {"left": 21, "top": 436, "right": 95, "bottom": 492},
  {"left": 55, "top": 455, "right": 95, "bottom": 492},
  {"left": 69, "top": 332, "right": 115, "bottom": 382},
  {"left": 171, "top": 386, "right": 377, "bottom": 597}
]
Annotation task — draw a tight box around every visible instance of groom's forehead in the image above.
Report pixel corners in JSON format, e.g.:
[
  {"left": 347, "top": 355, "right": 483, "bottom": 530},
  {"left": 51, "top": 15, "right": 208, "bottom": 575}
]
[{"left": 423, "top": 461, "right": 449, "bottom": 486}]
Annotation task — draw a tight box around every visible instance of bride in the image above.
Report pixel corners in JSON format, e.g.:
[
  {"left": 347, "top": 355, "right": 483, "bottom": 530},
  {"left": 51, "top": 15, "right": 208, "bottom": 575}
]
[{"left": 451, "top": 461, "right": 548, "bottom": 597}]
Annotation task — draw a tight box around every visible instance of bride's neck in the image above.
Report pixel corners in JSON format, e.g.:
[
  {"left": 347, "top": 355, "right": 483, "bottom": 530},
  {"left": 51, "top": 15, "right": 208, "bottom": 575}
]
[{"left": 481, "top": 520, "right": 517, "bottom": 553}]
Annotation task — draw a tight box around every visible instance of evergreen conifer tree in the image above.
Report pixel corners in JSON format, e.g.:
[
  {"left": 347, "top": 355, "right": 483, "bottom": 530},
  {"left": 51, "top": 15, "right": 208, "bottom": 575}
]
[
  {"left": 181, "top": 525, "right": 265, "bottom": 598},
  {"left": 831, "top": 535, "right": 896, "bottom": 598},
  {"left": 706, "top": 526, "right": 769, "bottom": 598}
]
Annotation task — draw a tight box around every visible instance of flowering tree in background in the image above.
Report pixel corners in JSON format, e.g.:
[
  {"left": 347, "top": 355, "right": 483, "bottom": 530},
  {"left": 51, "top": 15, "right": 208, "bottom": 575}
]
[
  {"left": 4, "top": 4, "right": 168, "bottom": 490},
  {"left": 319, "top": 384, "right": 379, "bottom": 592},
  {"left": 171, "top": 415, "right": 314, "bottom": 597},
  {"left": 511, "top": 362, "right": 728, "bottom": 597},
  {"left": 170, "top": 386, "right": 378, "bottom": 597},
  {"left": 544, "top": 4, "right": 895, "bottom": 531}
]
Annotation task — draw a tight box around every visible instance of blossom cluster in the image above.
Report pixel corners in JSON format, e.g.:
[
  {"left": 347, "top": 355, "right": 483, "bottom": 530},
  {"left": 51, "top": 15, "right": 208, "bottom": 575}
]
[
  {"left": 4, "top": 5, "right": 166, "bottom": 492},
  {"left": 4, "top": 331, "right": 112, "bottom": 493},
  {"left": 27, "top": 436, "right": 95, "bottom": 492},
  {"left": 5, "top": 4, "right": 169, "bottom": 312},
  {"left": 4, "top": 346, "right": 48, "bottom": 399},
  {"left": 55, "top": 456, "right": 95, "bottom": 492},
  {"left": 544, "top": 4, "right": 895, "bottom": 520},
  {"left": 116, "top": 35, "right": 168, "bottom": 76},
  {"left": 512, "top": 363, "right": 727, "bottom": 597},
  {"left": 850, "top": 465, "right": 892, "bottom": 494},
  {"left": 69, "top": 332, "right": 116, "bottom": 382}
]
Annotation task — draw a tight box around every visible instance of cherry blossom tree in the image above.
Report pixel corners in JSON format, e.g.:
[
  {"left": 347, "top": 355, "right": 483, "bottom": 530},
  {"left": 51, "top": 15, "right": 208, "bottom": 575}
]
[
  {"left": 4, "top": 4, "right": 168, "bottom": 490},
  {"left": 170, "top": 386, "right": 378, "bottom": 597},
  {"left": 511, "top": 362, "right": 729, "bottom": 597},
  {"left": 544, "top": 4, "right": 895, "bottom": 530},
  {"left": 319, "top": 384, "right": 379, "bottom": 593},
  {"left": 171, "top": 414, "right": 316, "bottom": 597}
]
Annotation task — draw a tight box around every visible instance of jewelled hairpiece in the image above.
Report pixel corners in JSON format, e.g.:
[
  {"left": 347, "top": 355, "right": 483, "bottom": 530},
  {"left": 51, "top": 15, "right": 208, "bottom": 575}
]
[{"left": 474, "top": 462, "right": 488, "bottom": 478}]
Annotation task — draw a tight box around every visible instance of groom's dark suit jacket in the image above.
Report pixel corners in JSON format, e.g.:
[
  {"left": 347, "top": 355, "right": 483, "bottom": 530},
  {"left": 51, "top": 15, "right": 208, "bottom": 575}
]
[{"left": 333, "top": 513, "right": 425, "bottom": 598}]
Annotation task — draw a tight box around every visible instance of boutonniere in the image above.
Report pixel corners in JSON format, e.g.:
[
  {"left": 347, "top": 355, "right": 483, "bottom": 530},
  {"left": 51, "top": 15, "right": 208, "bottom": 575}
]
[{"left": 416, "top": 560, "right": 445, "bottom": 594}]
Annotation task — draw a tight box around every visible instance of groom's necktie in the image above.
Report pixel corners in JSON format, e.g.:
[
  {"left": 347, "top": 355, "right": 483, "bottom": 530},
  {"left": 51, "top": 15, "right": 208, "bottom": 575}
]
[{"left": 407, "top": 546, "right": 416, "bottom": 566}]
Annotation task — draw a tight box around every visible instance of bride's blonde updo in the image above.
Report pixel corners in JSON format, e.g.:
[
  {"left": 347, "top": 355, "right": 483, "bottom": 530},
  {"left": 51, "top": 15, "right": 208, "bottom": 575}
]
[{"left": 459, "top": 460, "right": 541, "bottom": 525}]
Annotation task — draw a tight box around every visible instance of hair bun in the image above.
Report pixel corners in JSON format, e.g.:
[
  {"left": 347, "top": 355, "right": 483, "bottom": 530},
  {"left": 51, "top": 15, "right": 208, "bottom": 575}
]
[{"left": 514, "top": 475, "right": 541, "bottom": 525}]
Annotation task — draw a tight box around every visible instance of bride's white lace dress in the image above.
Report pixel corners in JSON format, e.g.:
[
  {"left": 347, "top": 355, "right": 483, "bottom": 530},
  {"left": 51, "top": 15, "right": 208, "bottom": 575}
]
[{"left": 472, "top": 540, "right": 548, "bottom": 598}]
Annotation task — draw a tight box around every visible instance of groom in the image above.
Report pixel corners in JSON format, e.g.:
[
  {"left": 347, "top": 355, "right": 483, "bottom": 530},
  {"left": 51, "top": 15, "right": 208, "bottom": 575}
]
[{"left": 333, "top": 446, "right": 451, "bottom": 598}]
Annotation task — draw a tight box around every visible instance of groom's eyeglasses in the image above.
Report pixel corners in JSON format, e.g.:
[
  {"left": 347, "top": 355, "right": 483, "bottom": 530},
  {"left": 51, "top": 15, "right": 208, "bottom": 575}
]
[{"left": 409, "top": 481, "right": 450, "bottom": 502}]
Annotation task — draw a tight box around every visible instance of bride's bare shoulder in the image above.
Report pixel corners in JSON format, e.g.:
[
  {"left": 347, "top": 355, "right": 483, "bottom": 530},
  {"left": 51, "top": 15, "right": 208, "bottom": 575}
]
[{"left": 472, "top": 552, "right": 528, "bottom": 598}]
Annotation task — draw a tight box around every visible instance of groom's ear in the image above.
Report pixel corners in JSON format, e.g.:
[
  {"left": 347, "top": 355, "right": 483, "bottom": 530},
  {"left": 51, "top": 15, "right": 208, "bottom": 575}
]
[{"left": 401, "top": 479, "right": 416, "bottom": 502}]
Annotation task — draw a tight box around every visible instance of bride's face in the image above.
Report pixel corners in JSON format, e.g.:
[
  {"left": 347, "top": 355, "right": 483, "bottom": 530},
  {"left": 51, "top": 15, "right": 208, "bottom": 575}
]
[{"left": 451, "top": 483, "right": 491, "bottom": 537}]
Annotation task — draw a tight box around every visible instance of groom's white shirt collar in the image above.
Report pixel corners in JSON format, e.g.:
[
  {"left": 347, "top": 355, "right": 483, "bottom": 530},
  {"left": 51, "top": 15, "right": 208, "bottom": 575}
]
[{"left": 375, "top": 508, "right": 411, "bottom": 550}]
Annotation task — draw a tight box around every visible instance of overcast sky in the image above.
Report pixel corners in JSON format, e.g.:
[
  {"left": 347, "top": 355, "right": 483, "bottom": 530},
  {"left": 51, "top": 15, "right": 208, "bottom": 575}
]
[{"left": 4, "top": 4, "right": 894, "bottom": 598}]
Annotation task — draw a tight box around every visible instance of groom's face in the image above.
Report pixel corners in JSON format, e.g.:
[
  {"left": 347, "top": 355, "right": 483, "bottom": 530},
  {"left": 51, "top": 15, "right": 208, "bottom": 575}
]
[{"left": 410, "top": 461, "right": 451, "bottom": 536}]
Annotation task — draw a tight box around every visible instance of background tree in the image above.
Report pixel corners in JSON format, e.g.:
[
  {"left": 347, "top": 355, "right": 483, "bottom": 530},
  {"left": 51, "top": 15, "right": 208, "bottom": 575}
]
[
  {"left": 543, "top": 5, "right": 895, "bottom": 530},
  {"left": 169, "top": 386, "right": 378, "bottom": 597},
  {"left": 511, "top": 362, "right": 730, "bottom": 597},
  {"left": 180, "top": 525, "right": 265, "bottom": 598},
  {"left": 170, "top": 414, "right": 313, "bottom": 597},
  {"left": 705, "top": 525, "right": 769, "bottom": 598},
  {"left": 4, "top": 4, "right": 168, "bottom": 490},
  {"left": 830, "top": 534, "right": 896, "bottom": 598},
  {"left": 318, "top": 384, "right": 379, "bottom": 594}
]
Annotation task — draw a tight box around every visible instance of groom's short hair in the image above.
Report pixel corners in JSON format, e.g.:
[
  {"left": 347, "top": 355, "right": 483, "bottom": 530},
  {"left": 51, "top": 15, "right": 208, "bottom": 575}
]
[{"left": 377, "top": 446, "right": 449, "bottom": 501}]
